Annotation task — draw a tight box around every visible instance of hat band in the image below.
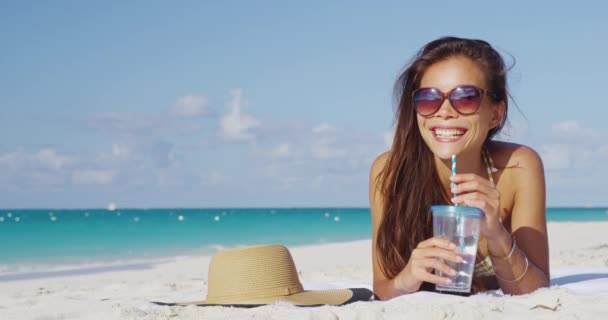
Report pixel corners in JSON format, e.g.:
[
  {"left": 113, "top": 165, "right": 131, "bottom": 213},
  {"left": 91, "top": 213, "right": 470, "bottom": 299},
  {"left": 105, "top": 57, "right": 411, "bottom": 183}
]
[{"left": 206, "top": 284, "right": 304, "bottom": 304}]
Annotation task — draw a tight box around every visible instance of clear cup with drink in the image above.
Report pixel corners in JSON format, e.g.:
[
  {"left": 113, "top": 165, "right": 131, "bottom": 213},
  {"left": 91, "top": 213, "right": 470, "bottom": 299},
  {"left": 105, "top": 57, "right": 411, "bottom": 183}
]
[{"left": 431, "top": 205, "right": 483, "bottom": 293}]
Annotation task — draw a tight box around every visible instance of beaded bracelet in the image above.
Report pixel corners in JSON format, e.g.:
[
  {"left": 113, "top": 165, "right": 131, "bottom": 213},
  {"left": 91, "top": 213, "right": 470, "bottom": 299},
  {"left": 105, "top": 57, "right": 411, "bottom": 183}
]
[
  {"left": 490, "top": 238, "right": 517, "bottom": 261},
  {"left": 495, "top": 254, "right": 529, "bottom": 282}
]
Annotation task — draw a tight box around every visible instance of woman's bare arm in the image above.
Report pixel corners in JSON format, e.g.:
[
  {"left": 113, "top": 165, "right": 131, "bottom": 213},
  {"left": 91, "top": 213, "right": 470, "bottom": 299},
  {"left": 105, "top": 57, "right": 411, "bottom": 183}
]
[
  {"left": 487, "top": 146, "right": 550, "bottom": 294},
  {"left": 369, "top": 152, "right": 405, "bottom": 299}
]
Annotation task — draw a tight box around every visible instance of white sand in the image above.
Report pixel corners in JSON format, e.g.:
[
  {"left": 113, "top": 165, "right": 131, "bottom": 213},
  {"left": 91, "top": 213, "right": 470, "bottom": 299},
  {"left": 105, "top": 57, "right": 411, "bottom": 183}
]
[{"left": 1, "top": 222, "right": 608, "bottom": 320}]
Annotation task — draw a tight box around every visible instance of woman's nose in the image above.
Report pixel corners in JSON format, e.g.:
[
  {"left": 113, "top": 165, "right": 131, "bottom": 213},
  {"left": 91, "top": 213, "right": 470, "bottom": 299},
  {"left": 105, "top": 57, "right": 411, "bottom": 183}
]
[{"left": 434, "top": 98, "right": 458, "bottom": 119}]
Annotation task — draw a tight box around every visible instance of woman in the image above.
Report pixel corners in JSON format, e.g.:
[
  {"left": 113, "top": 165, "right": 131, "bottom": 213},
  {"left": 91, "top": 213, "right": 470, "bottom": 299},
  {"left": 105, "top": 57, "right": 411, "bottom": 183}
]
[{"left": 369, "top": 37, "right": 549, "bottom": 298}]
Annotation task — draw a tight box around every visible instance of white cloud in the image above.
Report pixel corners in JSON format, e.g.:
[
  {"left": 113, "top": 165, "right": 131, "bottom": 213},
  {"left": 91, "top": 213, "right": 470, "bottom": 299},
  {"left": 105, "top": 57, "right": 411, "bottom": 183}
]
[
  {"left": 539, "top": 144, "right": 574, "bottom": 170},
  {"left": 72, "top": 169, "right": 116, "bottom": 185},
  {"left": 312, "top": 123, "right": 337, "bottom": 134},
  {"left": 310, "top": 138, "right": 348, "bottom": 160},
  {"left": 35, "top": 148, "right": 72, "bottom": 170},
  {"left": 310, "top": 123, "right": 347, "bottom": 160},
  {"left": 0, "top": 149, "right": 74, "bottom": 191},
  {"left": 0, "top": 88, "right": 398, "bottom": 206},
  {"left": 539, "top": 122, "right": 601, "bottom": 171},
  {"left": 257, "top": 161, "right": 306, "bottom": 190},
  {"left": 0, "top": 148, "right": 132, "bottom": 190},
  {"left": 0, "top": 151, "right": 22, "bottom": 170},
  {"left": 170, "top": 95, "right": 210, "bottom": 117},
  {"left": 538, "top": 143, "right": 593, "bottom": 170},
  {"left": 220, "top": 89, "right": 260, "bottom": 141},
  {"left": 249, "top": 119, "right": 389, "bottom": 194},
  {"left": 0, "top": 148, "right": 73, "bottom": 171},
  {"left": 551, "top": 121, "right": 594, "bottom": 138}
]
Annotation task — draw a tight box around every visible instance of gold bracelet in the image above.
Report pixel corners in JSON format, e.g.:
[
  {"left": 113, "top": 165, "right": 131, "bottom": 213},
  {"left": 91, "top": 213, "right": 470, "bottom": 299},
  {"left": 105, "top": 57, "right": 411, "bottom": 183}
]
[
  {"left": 490, "top": 238, "right": 516, "bottom": 261},
  {"left": 495, "top": 254, "right": 529, "bottom": 283}
]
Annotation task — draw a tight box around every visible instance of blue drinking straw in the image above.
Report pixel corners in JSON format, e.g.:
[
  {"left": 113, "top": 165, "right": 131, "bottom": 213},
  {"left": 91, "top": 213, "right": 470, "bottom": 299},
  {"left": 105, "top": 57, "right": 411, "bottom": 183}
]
[
  {"left": 452, "top": 154, "right": 466, "bottom": 253},
  {"left": 451, "top": 154, "right": 458, "bottom": 207}
]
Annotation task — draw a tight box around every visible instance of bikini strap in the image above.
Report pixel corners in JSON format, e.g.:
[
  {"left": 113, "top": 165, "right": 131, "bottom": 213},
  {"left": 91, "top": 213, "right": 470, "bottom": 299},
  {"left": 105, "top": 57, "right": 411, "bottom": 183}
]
[{"left": 482, "top": 147, "right": 496, "bottom": 184}]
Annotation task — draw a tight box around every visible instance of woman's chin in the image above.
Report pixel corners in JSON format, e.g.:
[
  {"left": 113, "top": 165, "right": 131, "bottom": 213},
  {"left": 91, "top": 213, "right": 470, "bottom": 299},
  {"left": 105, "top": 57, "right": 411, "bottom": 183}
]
[{"left": 430, "top": 147, "right": 461, "bottom": 160}]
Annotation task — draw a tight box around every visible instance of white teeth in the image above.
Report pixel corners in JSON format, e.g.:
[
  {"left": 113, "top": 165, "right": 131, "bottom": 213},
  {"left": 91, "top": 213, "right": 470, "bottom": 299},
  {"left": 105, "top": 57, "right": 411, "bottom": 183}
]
[{"left": 434, "top": 129, "right": 465, "bottom": 138}]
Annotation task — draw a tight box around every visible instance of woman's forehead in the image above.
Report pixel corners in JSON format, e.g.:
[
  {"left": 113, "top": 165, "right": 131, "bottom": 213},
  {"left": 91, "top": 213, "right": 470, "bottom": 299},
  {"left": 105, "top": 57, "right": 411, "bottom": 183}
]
[{"left": 419, "top": 57, "right": 487, "bottom": 90}]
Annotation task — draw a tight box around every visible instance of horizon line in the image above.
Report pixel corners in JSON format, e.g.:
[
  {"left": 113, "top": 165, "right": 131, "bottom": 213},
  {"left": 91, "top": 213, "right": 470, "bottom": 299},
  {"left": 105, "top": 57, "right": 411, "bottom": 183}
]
[{"left": 1, "top": 206, "right": 608, "bottom": 210}]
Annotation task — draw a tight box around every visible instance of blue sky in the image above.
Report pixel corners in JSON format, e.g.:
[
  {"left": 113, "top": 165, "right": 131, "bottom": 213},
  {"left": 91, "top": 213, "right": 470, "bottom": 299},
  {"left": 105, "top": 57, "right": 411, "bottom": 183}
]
[{"left": 1, "top": 1, "right": 607, "bottom": 208}]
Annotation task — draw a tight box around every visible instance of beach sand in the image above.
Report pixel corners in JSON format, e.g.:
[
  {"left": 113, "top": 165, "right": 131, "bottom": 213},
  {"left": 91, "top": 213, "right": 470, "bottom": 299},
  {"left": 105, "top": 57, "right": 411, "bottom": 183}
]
[{"left": 1, "top": 222, "right": 608, "bottom": 319}]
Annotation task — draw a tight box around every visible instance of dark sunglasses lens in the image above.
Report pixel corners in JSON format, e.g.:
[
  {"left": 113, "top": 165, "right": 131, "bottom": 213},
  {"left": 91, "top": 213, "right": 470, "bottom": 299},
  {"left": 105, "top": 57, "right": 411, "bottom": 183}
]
[
  {"left": 450, "top": 86, "right": 481, "bottom": 114},
  {"left": 414, "top": 88, "right": 442, "bottom": 115}
]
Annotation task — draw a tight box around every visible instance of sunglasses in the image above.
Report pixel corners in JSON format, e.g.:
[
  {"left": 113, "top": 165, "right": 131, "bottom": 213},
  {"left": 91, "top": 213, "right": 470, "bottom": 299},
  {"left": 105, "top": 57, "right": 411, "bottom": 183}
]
[{"left": 412, "top": 85, "right": 499, "bottom": 116}]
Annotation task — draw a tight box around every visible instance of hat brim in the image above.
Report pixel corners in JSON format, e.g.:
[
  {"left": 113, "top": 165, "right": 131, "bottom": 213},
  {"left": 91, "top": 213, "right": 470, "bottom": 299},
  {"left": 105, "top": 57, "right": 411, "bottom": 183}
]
[{"left": 152, "top": 288, "right": 373, "bottom": 308}]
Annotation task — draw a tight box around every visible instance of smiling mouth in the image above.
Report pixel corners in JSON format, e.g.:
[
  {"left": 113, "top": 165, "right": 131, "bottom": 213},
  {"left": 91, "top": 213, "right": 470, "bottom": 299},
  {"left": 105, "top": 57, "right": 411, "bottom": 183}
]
[{"left": 432, "top": 127, "right": 467, "bottom": 139}]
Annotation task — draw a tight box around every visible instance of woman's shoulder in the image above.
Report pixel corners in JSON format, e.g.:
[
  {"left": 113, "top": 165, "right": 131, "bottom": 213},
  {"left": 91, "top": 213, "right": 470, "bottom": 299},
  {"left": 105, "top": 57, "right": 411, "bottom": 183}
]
[
  {"left": 369, "top": 151, "right": 392, "bottom": 218},
  {"left": 369, "top": 151, "right": 391, "bottom": 192},
  {"left": 370, "top": 150, "right": 393, "bottom": 180},
  {"left": 371, "top": 151, "right": 391, "bottom": 170},
  {"left": 487, "top": 141, "right": 544, "bottom": 174}
]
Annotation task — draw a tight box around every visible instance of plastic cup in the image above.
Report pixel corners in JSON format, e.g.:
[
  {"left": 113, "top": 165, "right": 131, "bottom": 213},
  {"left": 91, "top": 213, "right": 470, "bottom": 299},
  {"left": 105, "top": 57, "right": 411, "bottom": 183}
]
[{"left": 431, "top": 205, "right": 483, "bottom": 293}]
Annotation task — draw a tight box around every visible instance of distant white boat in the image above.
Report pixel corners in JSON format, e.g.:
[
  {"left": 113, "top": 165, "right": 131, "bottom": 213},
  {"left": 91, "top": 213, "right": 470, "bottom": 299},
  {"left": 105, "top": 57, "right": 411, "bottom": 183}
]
[{"left": 107, "top": 202, "right": 117, "bottom": 211}]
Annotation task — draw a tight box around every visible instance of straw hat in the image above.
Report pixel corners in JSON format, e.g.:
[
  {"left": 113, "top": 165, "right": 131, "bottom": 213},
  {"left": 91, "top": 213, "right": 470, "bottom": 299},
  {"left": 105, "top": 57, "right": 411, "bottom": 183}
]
[{"left": 154, "top": 244, "right": 373, "bottom": 307}]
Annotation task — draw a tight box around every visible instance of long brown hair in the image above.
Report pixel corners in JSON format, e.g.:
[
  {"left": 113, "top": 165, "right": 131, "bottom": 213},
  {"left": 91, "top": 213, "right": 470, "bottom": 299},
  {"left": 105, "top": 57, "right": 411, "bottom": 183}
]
[{"left": 375, "top": 37, "right": 509, "bottom": 288}]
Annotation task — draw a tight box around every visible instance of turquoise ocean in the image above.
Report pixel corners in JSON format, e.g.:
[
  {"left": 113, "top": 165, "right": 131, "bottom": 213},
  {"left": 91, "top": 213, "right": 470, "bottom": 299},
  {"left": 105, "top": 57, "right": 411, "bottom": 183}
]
[{"left": 1, "top": 207, "right": 607, "bottom": 275}]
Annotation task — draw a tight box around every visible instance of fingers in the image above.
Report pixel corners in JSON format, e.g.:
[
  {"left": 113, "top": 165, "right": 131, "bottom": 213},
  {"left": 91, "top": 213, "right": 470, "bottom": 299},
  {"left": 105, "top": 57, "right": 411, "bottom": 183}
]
[
  {"left": 456, "top": 198, "right": 497, "bottom": 217},
  {"left": 412, "top": 247, "right": 463, "bottom": 264},
  {"left": 423, "top": 273, "right": 454, "bottom": 286},
  {"left": 416, "top": 237, "right": 456, "bottom": 250},
  {"left": 405, "top": 238, "right": 467, "bottom": 288},
  {"left": 421, "top": 258, "right": 457, "bottom": 277},
  {"left": 450, "top": 173, "right": 494, "bottom": 186},
  {"left": 449, "top": 174, "right": 501, "bottom": 214},
  {"left": 411, "top": 237, "right": 462, "bottom": 263},
  {"left": 451, "top": 192, "right": 500, "bottom": 207},
  {"left": 412, "top": 258, "right": 455, "bottom": 285},
  {"left": 451, "top": 179, "right": 499, "bottom": 198},
  {"left": 451, "top": 189, "right": 500, "bottom": 212}
]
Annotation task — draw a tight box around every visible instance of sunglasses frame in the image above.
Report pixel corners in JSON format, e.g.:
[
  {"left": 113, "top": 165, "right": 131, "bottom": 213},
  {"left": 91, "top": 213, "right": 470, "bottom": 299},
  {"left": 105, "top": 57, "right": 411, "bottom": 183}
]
[{"left": 412, "top": 85, "right": 500, "bottom": 116}]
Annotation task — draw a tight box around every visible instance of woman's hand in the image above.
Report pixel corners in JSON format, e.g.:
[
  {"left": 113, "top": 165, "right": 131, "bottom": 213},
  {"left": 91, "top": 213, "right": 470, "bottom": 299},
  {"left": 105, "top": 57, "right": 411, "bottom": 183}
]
[
  {"left": 450, "top": 173, "right": 504, "bottom": 238},
  {"left": 394, "top": 237, "right": 463, "bottom": 293}
]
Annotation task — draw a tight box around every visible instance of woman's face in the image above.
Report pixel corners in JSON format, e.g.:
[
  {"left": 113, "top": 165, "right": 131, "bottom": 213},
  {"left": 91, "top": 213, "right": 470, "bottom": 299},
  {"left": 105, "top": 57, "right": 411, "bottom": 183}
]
[{"left": 416, "top": 56, "right": 504, "bottom": 160}]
